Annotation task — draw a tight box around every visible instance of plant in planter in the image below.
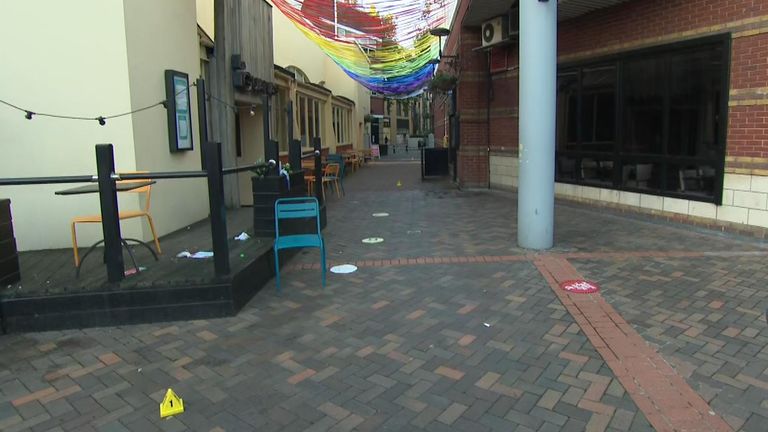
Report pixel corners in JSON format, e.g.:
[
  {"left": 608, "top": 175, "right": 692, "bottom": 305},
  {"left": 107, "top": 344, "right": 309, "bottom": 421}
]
[
  {"left": 250, "top": 159, "right": 270, "bottom": 179},
  {"left": 429, "top": 72, "right": 458, "bottom": 93}
]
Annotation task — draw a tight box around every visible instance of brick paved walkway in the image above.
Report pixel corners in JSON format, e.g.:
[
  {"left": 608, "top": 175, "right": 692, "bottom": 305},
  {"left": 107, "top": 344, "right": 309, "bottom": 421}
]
[{"left": 1, "top": 162, "right": 767, "bottom": 431}]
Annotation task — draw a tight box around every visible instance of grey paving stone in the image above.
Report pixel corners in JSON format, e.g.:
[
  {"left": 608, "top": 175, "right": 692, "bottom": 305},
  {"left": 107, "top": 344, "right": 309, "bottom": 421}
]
[{"left": 5, "top": 162, "right": 759, "bottom": 431}]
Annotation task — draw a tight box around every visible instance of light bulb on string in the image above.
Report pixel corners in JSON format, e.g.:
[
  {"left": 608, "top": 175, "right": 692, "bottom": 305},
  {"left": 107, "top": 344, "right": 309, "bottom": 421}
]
[{"left": 249, "top": 105, "right": 256, "bottom": 117}]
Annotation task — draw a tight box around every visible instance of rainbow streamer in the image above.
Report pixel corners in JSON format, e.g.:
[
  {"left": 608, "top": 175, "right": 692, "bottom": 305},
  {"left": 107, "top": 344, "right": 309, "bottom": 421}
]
[{"left": 272, "top": 0, "right": 455, "bottom": 97}]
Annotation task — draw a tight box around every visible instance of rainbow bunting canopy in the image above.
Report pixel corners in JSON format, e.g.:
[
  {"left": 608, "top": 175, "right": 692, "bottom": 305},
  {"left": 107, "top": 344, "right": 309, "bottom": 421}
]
[{"left": 272, "top": 0, "right": 456, "bottom": 97}]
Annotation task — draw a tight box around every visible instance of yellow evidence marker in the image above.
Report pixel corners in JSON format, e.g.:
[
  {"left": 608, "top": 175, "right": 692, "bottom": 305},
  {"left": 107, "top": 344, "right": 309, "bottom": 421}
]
[
  {"left": 160, "top": 388, "right": 184, "bottom": 418},
  {"left": 396, "top": 180, "right": 402, "bottom": 187}
]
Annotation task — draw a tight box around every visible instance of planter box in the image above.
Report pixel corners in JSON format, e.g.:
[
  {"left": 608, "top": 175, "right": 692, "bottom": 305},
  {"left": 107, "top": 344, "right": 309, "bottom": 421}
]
[
  {"left": 0, "top": 199, "right": 20, "bottom": 286},
  {"left": 252, "top": 172, "right": 326, "bottom": 238}
]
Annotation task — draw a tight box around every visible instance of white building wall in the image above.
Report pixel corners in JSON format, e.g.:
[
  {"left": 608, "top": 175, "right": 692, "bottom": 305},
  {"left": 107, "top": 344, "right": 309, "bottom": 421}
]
[
  {"left": 0, "top": 0, "right": 138, "bottom": 251},
  {"left": 123, "top": 0, "right": 208, "bottom": 243}
]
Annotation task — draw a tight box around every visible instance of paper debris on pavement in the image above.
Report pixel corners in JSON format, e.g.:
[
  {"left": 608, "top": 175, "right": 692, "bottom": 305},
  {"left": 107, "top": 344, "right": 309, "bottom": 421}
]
[{"left": 176, "top": 251, "right": 214, "bottom": 259}]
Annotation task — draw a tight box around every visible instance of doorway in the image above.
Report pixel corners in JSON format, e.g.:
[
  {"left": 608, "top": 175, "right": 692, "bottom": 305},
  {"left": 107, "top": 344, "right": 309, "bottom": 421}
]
[{"left": 235, "top": 106, "right": 264, "bottom": 206}]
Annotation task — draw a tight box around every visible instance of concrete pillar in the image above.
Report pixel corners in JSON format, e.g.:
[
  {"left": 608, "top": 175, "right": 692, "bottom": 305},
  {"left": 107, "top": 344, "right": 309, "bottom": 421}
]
[{"left": 517, "top": 0, "right": 557, "bottom": 249}]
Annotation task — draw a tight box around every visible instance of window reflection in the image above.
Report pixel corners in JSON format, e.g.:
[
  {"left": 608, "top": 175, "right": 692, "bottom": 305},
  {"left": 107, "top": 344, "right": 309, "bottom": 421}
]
[
  {"left": 554, "top": 38, "right": 726, "bottom": 202},
  {"left": 581, "top": 66, "right": 616, "bottom": 152}
]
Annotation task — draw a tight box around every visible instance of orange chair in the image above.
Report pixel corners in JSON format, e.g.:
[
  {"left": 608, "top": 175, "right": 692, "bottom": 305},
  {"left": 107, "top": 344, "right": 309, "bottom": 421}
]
[
  {"left": 322, "top": 163, "right": 342, "bottom": 198},
  {"left": 70, "top": 172, "right": 161, "bottom": 266}
]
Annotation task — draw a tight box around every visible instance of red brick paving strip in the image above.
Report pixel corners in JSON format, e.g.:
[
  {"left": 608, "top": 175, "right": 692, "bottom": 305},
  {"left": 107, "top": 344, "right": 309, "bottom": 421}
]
[
  {"left": 39, "top": 385, "right": 81, "bottom": 404},
  {"left": 284, "top": 250, "right": 768, "bottom": 272},
  {"left": 434, "top": 366, "right": 465, "bottom": 381},
  {"left": 534, "top": 255, "right": 732, "bottom": 432},
  {"left": 12, "top": 387, "right": 56, "bottom": 407},
  {"left": 287, "top": 368, "right": 316, "bottom": 384}
]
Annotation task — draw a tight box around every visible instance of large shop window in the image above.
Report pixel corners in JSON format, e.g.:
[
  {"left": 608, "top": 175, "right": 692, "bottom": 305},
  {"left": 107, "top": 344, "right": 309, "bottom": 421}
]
[
  {"left": 332, "top": 105, "right": 351, "bottom": 144},
  {"left": 297, "top": 93, "right": 323, "bottom": 147},
  {"left": 555, "top": 36, "right": 728, "bottom": 203}
]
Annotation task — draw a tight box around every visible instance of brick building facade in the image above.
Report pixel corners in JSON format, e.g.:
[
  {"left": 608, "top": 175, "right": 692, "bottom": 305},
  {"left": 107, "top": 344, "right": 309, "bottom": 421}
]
[{"left": 434, "top": 0, "right": 768, "bottom": 235}]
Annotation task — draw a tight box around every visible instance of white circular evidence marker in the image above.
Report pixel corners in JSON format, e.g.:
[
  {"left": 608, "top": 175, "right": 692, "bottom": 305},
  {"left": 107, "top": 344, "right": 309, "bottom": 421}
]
[
  {"left": 372, "top": 212, "right": 389, "bottom": 217},
  {"left": 362, "top": 237, "right": 384, "bottom": 244},
  {"left": 330, "top": 264, "right": 358, "bottom": 274}
]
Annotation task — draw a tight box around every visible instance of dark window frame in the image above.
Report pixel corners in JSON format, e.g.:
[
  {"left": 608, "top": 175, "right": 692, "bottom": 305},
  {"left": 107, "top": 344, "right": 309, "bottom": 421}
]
[{"left": 555, "top": 34, "right": 730, "bottom": 205}]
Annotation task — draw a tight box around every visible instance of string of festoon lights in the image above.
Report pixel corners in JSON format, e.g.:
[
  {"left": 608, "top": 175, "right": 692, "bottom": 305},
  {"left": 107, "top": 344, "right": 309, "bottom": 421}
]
[
  {"left": 0, "top": 84, "right": 200, "bottom": 126},
  {"left": 271, "top": 0, "right": 456, "bottom": 97},
  {"left": 0, "top": 84, "right": 255, "bottom": 126}
]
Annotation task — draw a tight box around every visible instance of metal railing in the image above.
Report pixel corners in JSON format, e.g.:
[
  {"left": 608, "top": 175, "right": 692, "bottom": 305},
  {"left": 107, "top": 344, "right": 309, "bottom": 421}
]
[{"left": 0, "top": 142, "right": 279, "bottom": 283}]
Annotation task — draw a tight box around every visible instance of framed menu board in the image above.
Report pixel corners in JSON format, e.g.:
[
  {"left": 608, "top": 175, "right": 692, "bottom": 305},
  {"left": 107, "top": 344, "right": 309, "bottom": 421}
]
[{"left": 165, "top": 70, "right": 193, "bottom": 152}]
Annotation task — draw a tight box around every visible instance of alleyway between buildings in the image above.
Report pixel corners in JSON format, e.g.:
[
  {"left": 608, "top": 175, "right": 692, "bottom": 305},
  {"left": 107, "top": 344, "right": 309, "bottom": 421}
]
[{"left": 2, "top": 160, "right": 767, "bottom": 431}]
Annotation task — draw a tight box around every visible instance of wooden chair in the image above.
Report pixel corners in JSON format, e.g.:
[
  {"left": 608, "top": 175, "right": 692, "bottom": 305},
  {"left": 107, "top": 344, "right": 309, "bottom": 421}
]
[
  {"left": 342, "top": 153, "right": 355, "bottom": 173},
  {"left": 301, "top": 160, "right": 315, "bottom": 171},
  {"left": 347, "top": 152, "right": 362, "bottom": 171},
  {"left": 70, "top": 171, "right": 161, "bottom": 266},
  {"left": 362, "top": 149, "right": 372, "bottom": 163},
  {"left": 326, "top": 154, "right": 346, "bottom": 195},
  {"left": 322, "top": 163, "right": 342, "bottom": 198},
  {"left": 303, "top": 159, "right": 322, "bottom": 197},
  {"left": 273, "top": 197, "right": 326, "bottom": 292}
]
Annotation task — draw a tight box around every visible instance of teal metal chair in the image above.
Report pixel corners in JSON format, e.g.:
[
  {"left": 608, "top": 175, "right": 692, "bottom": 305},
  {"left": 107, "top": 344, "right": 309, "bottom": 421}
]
[
  {"left": 273, "top": 197, "right": 326, "bottom": 292},
  {"left": 327, "top": 154, "right": 346, "bottom": 196}
]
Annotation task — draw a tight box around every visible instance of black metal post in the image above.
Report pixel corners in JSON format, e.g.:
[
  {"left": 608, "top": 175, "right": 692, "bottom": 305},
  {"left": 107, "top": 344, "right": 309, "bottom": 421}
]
[
  {"left": 204, "top": 141, "right": 230, "bottom": 276},
  {"left": 289, "top": 139, "right": 301, "bottom": 172},
  {"left": 287, "top": 101, "right": 301, "bottom": 170},
  {"left": 266, "top": 140, "right": 279, "bottom": 176},
  {"left": 196, "top": 78, "right": 209, "bottom": 170},
  {"left": 421, "top": 146, "right": 425, "bottom": 180},
  {"left": 95, "top": 144, "right": 124, "bottom": 283},
  {"left": 286, "top": 101, "right": 294, "bottom": 142},
  {"left": 313, "top": 137, "right": 323, "bottom": 206},
  {"left": 262, "top": 94, "right": 277, "bottom": 176}
]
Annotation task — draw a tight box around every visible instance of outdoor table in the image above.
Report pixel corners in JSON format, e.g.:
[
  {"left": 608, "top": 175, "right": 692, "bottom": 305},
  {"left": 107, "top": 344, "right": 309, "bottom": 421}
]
[
  {"left": 56, "top": 181, "right": 159, "bottom": 277},
  {"left": 56, "top": 181, "right": 155, "bottom": 196},
  {"left": 340, "top": 153, "right": 357, "bottom": 172}
]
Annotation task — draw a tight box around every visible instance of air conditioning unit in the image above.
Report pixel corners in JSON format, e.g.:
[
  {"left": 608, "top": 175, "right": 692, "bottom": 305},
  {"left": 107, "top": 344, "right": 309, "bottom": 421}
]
[{"left": 482, "top": 15, "right": 509, "bottom": 47}]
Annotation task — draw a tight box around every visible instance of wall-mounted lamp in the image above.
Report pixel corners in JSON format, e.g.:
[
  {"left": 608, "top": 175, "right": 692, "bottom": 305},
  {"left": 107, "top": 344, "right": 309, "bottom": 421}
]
[
  {"left": 429, "top": 27, "right": 458, "bottom": 67},
  {"left": 429, "top": 27, "right": 451, "bottom": 38}
]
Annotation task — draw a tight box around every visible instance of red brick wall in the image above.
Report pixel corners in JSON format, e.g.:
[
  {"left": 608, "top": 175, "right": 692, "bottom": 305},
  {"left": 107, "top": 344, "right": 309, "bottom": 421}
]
[
  {"left": 557, "top": 0, "right": 768, "bottom": 161},
  {"left": 558, "top": 0, "right": 766, "bottom": 56},
  {"left": 433, "top": 93, "right": 449, "bottom": 144},
  {"left": 458, "top": 151, "right": 489, "bottom": 188},
  {"left": 456, "top": 28, "right": 492, "bottom": 186},
  {"left": 490, "top": 115, "right": 518, "bottom": 151},
  {"left": 730, "top": 33, "right": 768, "bottom": 90},
  {"left": 447, "top": 0, "right": 768, "bottom": 184},
  {"left": 727, "top": 32, "right": 768, "bottom": 166},
  {"left": 728, "top": 105, "right": 768, "bottom": 158},
  {"left": 432, "top": 0, "right": 470, "bottom": 173}
]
